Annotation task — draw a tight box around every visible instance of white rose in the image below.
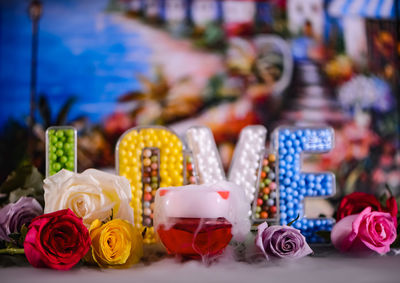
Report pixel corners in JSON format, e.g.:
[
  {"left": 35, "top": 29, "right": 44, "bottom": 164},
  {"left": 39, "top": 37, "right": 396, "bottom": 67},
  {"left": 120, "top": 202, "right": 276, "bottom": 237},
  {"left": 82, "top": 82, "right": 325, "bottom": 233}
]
[{"left": 44, "top": 169, "right": 134, "bottom": 228}]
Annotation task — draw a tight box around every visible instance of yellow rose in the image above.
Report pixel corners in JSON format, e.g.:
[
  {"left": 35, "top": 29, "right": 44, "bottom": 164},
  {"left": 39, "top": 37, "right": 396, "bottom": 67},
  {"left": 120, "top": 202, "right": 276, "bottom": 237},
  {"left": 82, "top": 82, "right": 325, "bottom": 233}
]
[{"left": 89, "top": 219, "right": 143, "bottom": 268}]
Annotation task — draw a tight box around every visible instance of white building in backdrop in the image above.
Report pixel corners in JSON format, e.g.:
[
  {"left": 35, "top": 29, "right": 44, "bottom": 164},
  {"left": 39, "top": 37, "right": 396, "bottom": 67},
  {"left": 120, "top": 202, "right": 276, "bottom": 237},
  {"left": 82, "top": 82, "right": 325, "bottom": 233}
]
[{"left": 192, "top": 0, "right": 220, "bottom": 28}]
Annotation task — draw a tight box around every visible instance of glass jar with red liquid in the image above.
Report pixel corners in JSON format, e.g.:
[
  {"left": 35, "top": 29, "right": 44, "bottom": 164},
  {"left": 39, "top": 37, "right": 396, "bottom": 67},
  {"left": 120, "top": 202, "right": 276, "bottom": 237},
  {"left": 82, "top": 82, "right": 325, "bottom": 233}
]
[{"left": 154, "top": 182, "right": 250, "bottom": 260}]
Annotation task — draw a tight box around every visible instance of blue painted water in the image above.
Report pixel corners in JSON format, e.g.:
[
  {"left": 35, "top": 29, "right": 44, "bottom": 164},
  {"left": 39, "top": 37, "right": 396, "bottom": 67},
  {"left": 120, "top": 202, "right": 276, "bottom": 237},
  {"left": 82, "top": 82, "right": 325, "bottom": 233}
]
[{"left": 0, "top": 0, "right": 151, "bottom": 127}]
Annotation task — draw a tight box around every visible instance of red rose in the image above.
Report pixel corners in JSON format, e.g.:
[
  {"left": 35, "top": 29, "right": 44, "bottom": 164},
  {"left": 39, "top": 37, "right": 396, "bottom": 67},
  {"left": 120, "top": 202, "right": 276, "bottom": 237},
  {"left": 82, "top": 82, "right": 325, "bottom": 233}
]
[
  {"left": 337, "top": 192, "right": 398, "bottom": 226},
  {"left": 24, "top": 209, "right": 91, "bottom": 270}
]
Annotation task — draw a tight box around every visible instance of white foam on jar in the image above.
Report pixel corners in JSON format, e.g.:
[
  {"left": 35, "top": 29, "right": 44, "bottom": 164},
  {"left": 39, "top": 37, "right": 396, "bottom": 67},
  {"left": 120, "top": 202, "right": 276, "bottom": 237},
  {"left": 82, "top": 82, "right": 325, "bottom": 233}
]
[{"left": 154, "top": 181, "right": 250, "bottom": 242}]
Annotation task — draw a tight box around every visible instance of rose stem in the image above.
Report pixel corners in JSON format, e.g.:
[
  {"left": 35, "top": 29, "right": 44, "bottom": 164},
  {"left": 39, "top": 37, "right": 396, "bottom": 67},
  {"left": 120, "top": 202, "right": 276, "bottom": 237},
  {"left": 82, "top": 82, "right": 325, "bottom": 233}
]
[{"left": 0, "top": 248, "right": 25, "bottom": 255}]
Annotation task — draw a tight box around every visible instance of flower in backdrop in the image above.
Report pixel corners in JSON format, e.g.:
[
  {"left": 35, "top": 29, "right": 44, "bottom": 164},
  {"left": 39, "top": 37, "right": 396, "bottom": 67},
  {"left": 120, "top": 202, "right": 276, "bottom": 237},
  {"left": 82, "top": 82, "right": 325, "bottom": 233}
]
[
  {"left": 0, "top": 197, "right": 43, "bottom": 242},
  {"left": 331, "top": 207, "right": 396, "bottom": 255},
  {"left": 87, "top": 219, "right": 143, "bottom": 268},
  {"left": 255, "top": 222, "right": 313, "bottom": 260},
  {"left": 336, "top": 192, "right": 398, "bottom": 226},
  {"left": 24, "top": 209, "right": 91, "bottom": 270},
  {"left": 44, "top": 169, "right": 133, "bottom": 228},
  {"left": 338, "top": 75, "right": 394, "bottom": 113}
]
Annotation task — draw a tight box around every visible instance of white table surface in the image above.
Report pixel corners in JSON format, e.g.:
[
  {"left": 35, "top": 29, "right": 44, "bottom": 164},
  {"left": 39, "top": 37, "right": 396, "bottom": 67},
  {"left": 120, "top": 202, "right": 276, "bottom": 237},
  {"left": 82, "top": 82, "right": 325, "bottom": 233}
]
[{"left": 1, "top": 247, "right": 400, "bottom": 283}]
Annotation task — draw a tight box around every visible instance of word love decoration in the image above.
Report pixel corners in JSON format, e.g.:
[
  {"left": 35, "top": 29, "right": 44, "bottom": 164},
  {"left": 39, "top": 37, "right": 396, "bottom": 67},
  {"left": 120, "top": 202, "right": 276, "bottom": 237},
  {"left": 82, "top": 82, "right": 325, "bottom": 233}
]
[{"left": 115, "top": 125, "right": 336, "bottom": 244}]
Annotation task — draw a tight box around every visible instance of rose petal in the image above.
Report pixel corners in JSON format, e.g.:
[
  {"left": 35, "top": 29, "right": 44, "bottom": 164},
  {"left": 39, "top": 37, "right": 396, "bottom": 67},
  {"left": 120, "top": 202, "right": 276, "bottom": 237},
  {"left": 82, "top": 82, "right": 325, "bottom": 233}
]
[
  {"left": 331, "top": 214, "right": 359, "bottom": 252},
  {"left": 255, "top": 222, "right": 270, "bottom": 260}
]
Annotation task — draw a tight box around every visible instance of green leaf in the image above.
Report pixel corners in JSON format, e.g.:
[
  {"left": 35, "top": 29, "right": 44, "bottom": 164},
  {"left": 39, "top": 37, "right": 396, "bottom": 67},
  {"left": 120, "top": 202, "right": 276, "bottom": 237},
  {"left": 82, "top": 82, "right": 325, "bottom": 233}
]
[
  {"left": 55, "top": 96, "right": 77, "bottom": 126},
  {"left": 0, "top": 254, "right": 29, "bottom": 267},
  {"left": 5, "top": 224, "right": 29, "bottom": 248},
  {"left": 0, "top": 164, "right": 44, "bottom": 206},
  {"left": 379, "top": 184, "right": 393, "bottom": 207},
  {"left": 391, "top": 235, "right": 400, "bottom": 249},
  {"left": 7, "top": 233, "right": 20, "bottom": 241},
  {"left": 287, "top": 214, "right": 300, "bottom": 227},
  {"left": 19, "top": 224, "right": 28, "bottom": 246},
  {"left": 20, "top": 225, "right": 28, "bottom": 237},
  {"left": 379, "top": 193, "right": 388, "bottom": 208},
  {"left": 5, "top": 241, "right": 15, "bottom": 249},
  {"left": 0, "top": 119, "right": 29, "bottom": 183},
  {"left": 315, "top": 230, "right": 332, "bottom": 242},
  {"left": 38, "top": 95, "right": 51, "bottom": 129}
]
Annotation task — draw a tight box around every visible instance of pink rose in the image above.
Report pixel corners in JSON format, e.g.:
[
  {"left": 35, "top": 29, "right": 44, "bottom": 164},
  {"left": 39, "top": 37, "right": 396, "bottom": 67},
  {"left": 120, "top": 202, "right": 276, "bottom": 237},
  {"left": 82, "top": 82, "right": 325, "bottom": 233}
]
[{"left": 331, "top": 207, "right": 397, "bottom": 255}]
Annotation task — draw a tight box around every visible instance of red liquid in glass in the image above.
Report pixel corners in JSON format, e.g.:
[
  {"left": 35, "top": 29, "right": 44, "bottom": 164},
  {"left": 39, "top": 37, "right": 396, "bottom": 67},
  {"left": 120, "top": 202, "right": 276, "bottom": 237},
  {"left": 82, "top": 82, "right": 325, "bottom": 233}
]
[{"left": 157, "top": 217, "right": 233, "bottom": 259}]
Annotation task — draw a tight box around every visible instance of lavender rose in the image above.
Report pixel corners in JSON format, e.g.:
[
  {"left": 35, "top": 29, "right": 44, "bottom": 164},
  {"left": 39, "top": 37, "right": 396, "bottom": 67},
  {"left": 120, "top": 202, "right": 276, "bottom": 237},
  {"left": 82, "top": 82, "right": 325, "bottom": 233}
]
[
  {"left": 255, "top": 222, "right": 313, "bottom": 260},
  {"left": 0, "top": 197, "right": 43, "bottom": 242}
]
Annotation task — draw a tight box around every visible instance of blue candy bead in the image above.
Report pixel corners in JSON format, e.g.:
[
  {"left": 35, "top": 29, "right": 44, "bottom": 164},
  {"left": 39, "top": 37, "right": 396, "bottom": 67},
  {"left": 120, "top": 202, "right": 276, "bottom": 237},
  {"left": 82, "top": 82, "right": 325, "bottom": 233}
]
[
  {"left": 275, "top": 127, "right": 335, "bottom": 242},
  {"left": 294, "top": 222, "right": 302, "bottom": 229},
  {"left": 307, "top": 175, "right": 315, "bottom": 181}
]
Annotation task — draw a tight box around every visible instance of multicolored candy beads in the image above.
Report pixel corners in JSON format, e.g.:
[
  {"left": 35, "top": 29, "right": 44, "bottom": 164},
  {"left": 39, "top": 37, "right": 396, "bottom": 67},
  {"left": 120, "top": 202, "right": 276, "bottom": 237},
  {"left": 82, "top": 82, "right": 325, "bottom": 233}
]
[
  {"left": 252, "top": 153, "right": 278, "bottom": 223},
  {"left": 185, "top": 154, "right": 197, "bottom": 184},
  {"left": 142, "top": 148, "right": 160, "bottom": 228},
  {"left": 116, "top": 127, "right": 184, "bottom": 243},
  {"left": 46, "top": 126, "right": 77, "bottom": 177}
]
